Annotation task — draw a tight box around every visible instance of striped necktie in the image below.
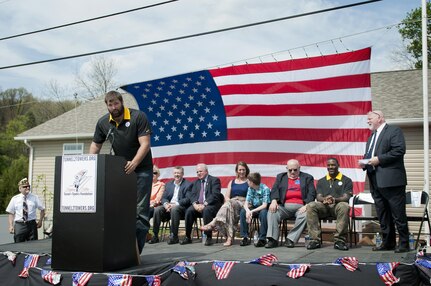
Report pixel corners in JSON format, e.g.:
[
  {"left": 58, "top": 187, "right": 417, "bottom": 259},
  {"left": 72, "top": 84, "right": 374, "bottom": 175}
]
[{"left": 23, "top": 196, "right": 28, "bottom": 222}]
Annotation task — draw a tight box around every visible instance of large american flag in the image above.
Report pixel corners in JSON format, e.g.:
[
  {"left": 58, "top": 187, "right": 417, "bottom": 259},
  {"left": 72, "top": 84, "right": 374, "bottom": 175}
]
[{"left": 121, "top": 48, "right": 371, "bottom": 192}]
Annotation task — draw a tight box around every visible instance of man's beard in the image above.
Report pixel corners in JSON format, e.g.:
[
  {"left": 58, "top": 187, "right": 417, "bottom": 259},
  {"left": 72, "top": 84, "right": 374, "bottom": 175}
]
[{"left": 110, "top": 106, "right": 124, "bottom": 118}]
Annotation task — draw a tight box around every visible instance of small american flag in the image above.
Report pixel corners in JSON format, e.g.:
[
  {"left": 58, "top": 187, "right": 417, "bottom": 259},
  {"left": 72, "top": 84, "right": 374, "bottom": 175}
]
[
  {"left": 107, "top": 274, "right": 132, "bottom": 286},
  {"left": 212, "top": 261, "right": 237, "bottom": 280},
  {"left": 376, "top": 262, "right": 400, "bottom": 286},
  {"left": 41, "top": 270, "right": 62, "bottom": 285},
  {"left": 334, "top": 256, "right": 358, "bottom": 272},
  {"left": 287, "top": 264, "right": 310, "bottom": 279},
  {"left": 172, "top": 261, "right": 196, "bottom": 280},
  {"left": 145, "top": 275, "right": 161, "bottom": 286},
  {"left": 72, "top": 272, "right": 93, "bottom": 286},
  {"left": 18, "top": 254, "right": 39, "bottom": 278},
  {"left": 249, "top": 253, "right": 278, "bottom": 267}
]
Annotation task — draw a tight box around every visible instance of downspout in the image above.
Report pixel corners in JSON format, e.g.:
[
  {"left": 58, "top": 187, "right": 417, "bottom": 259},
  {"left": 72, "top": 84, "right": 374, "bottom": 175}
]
[{"left": 23, "top": 139, "right": 33, "bottom": 184}]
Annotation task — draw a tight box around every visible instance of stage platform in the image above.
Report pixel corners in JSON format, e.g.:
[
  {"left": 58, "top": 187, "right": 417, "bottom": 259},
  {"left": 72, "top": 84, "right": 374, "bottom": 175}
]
[{"left": 0, "top": 237, "right": 427, "bottom": 285}]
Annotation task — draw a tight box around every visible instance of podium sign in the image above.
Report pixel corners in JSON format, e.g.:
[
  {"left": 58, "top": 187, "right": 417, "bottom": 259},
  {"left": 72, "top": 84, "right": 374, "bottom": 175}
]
[
  {"left": 52, "top": 154, "right": 139, "bottom": 272},
  {"left": 60, "top": 155, "right": 97, "bottom": 213}
]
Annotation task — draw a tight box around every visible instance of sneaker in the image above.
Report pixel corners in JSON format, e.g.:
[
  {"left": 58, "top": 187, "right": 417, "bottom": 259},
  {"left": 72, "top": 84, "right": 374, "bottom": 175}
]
[
  {"left": 306, "top": 240, "right": 321, "bottom": 250},
  {"left": 148, "top": 236, "right": 159, "bottom": 244},
  {"left": 334, "top": 241, "right": 349, "bottom": 251},
  {"left": 240, "top": 237, "right": 250, "bottom": 246}
]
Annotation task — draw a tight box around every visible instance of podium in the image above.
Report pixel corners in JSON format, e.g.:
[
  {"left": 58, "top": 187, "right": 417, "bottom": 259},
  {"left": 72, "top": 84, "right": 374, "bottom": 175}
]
[{"left": 52, "top": 154, "right": 139, "bottom": 272}]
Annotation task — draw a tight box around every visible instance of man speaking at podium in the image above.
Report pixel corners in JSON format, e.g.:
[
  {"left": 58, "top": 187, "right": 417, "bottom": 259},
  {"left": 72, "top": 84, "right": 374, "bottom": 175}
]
[{"left": 89, "top": 90, "right": 153, "bottom": 254}]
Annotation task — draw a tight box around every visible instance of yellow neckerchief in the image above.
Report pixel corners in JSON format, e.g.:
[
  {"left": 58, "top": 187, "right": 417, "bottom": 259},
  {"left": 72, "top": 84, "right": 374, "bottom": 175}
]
[
  {"left": 109, "top": 107, "right": 131, "bottom": 127},
  {"left": 325, "top": 172, "right": 343, "bottom": 181}
]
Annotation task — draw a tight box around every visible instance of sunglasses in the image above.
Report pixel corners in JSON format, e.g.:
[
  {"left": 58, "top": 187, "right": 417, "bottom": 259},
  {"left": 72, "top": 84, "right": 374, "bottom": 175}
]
[
  {"left": 21, "top": 185, "right": 30, "bottom": 188},
  {"left": 153, "top": 172, "right": 158, "bottom": 175},
  {"left": 287, "top": 169, "right": 298, "bottom": 172}
]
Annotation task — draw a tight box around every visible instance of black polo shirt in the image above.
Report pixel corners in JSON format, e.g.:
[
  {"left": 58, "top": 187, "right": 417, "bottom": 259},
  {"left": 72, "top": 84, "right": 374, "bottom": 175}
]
[
  {"left": 316, "top": 172, "right": 353, "bottom": 199},
  {"left": 93, "top": 107, "right": 153, "bottom": 172}
]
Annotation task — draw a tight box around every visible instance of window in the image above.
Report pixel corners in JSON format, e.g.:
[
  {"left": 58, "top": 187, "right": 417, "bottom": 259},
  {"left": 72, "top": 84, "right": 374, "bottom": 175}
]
[{"left": 63, "top": 143, "right": 84, "bottom": 155}]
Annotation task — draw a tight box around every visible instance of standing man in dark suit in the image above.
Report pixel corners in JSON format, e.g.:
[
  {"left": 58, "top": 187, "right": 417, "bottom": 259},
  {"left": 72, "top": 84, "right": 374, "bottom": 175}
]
[
  {"left": 265, "top": 159, "right": 316, "bottom": 248},
  {"left": 359, "top": 110, "right": 409, "bottom": 253},
  {"left": 148, "top": 166, "right": 191, "bottom": 245},
  {"left": 180, "top": 163, "right": 223, "bottom": 246}
]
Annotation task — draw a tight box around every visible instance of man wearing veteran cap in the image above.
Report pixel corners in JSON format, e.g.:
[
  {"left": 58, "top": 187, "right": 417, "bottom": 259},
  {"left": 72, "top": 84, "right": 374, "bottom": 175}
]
[{"left": 6, "top": 178, "right": 45, "bottom": 242}]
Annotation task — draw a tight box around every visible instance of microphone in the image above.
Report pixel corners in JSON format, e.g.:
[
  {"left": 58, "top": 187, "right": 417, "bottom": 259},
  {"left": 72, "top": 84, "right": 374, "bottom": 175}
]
[{"left": 105, "top": 127, "right": 114, "bottom": 141}]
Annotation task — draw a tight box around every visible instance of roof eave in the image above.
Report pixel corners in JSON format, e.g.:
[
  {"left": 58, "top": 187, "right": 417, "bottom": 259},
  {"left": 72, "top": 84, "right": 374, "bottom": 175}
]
[{"left": 14, "top": 133, "right": 94, "bottom": 141}]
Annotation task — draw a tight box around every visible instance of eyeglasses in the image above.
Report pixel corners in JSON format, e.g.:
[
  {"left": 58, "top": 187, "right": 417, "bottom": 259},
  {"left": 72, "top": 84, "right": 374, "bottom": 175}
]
[
  {"left": 21, "top": 185, "right": 30, "bottom": 188},
  {"left": 287, "top": 169, "right": 298, "bottom": 172}
]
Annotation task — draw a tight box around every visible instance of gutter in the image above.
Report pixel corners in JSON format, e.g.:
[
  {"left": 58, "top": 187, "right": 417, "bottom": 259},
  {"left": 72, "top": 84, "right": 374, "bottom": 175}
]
[
  {"left": 387, "top": 118, "right": 431, "bottom": 127},
  {"left": 23, "top": 139, "right": 33, "bottom": 184},
  {"left": 14, "top": 133, "right": 94, "bottom": 141}
]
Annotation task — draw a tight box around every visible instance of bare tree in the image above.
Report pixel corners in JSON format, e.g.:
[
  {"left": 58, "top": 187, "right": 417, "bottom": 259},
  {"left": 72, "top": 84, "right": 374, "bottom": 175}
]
[{"left": 75, "top": 56, "right": 118, "bottom": 100}]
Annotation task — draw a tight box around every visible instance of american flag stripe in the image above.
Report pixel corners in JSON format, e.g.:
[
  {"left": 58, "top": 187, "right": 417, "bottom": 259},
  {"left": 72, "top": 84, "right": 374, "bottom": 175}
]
[
  {"left": 210, "top": 49, "right": 370, "bottom": 77},
  {"left": 217, "top": 74, "right": 370, "bottom": 95},
  {"left": 222, "top": 88, "right": 370, "bottom": 106},
  {"left": 226, "top": 102, "right": 371, "bottom": 116},
  {"left": 121, "top": 48, "right": 370, "bottom": 193}
]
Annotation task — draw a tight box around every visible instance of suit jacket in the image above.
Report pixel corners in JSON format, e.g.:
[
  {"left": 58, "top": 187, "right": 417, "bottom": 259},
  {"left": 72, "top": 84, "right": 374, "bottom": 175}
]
[
  {"left": 161, "top": 179, "right": 192, "bottom": 208},
  {"left": 364, "top": 124, "right": 407, "bottom": 188},
  {"left": 270, "top": 171, "right": 316, "bottom": 204},
  {"left": 188, "top": 175, "right": 223, "bottom": 206}
]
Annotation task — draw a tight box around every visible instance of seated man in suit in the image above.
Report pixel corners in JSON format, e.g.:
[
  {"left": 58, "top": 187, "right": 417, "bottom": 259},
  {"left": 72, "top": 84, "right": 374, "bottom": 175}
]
[
  {"left": 265, "top": 159, "right": 316, "bottom": 248},
  {"left": 148, "top": 166, "right": 191, "bottom": 244},
  {"left": 306, "top": 158, "right": 353, "bottom": 251},
  {"left": 180, "top": 163, "right": 223, "bottom": 246}
]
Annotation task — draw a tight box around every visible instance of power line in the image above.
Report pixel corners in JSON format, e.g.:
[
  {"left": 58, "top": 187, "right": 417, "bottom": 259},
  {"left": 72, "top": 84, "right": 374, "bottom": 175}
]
[
  {"left": 0, "top": 0, "right": 382, "bottom": 71},
  {"left": 0, "top": 0, "right": 179, "bottom": 41}
]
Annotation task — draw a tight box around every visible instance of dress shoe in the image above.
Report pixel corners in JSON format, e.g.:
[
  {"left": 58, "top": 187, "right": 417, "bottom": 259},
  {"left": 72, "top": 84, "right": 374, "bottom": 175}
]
[
  {"left": 254, "top": 239, "right": 266, "bottom": 247},
  {"left": 204, "top": 237, "right": 214, "bottom": 246},
  {"left": 148, "top": 236, "right": 159, "bottom": 244},
  {"left": 180, "top": 237, "right": 192, "bottom": 245},
  {"left": 167, "top": 237, "right": 179, "bottom": 245},
  {"left": 372, "top": 245, "right": 395, "bottom": 251},
  {"left": 394, "top": 247, "right": 410, "bottom": 253},
  {"left": 334, "top": 241, "right": 349, "bottom": 251},
  {"left": 240, "top": 237, "right": 250, "bottom": 246},
  {"left": 284, "top": 239, "right": 294, "bottom": 248},
  {"left": 306, "top": 240, "right": 321, "bottom": 250},
  {"left": 265, "top": 238, "right": 278, "bottom": 248}
]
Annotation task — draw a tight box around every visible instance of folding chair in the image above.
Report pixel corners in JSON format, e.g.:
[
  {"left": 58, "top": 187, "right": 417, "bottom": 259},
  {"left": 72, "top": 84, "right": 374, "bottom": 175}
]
[
  {"left": 349, "top": 193, "right": 379, "bottom": 246},
  {"left": 406, "top": 191, "right": 431, "bottom": 249}
]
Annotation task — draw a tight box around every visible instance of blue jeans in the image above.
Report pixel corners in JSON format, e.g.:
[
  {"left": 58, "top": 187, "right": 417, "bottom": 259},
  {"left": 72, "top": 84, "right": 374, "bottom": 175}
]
[
  {"left": 136, "top": 169, "right": 152, "bottom": 253},
  {"left": 240, "top": 208, "right": 268, "bottom": 240}
]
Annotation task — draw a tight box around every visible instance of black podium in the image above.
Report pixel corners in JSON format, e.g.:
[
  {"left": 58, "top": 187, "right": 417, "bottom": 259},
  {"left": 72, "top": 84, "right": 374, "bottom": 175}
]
[{"left": 52, "top": 154, "right": 139, "bottom": 272}]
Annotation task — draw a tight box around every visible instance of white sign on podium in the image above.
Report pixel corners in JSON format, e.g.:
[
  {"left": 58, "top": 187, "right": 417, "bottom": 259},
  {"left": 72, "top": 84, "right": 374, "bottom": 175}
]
[{"left": 60, "top": 154, "right": 97, "bottom": 213}]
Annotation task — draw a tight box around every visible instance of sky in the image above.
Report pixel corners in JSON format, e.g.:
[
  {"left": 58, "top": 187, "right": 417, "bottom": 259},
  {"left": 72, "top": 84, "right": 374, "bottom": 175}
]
[{"left": 0, "top": 0, "right": 423, "bottom": 100}]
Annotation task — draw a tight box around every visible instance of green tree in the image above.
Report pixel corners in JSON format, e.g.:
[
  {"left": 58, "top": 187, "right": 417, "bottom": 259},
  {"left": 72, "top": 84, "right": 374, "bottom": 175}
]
[
  {"left": 398, "top": 3, "right": 431, "bottom": 69},
  {"left": 0, "top": 155, "right": 28, "bottom": 212}
]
